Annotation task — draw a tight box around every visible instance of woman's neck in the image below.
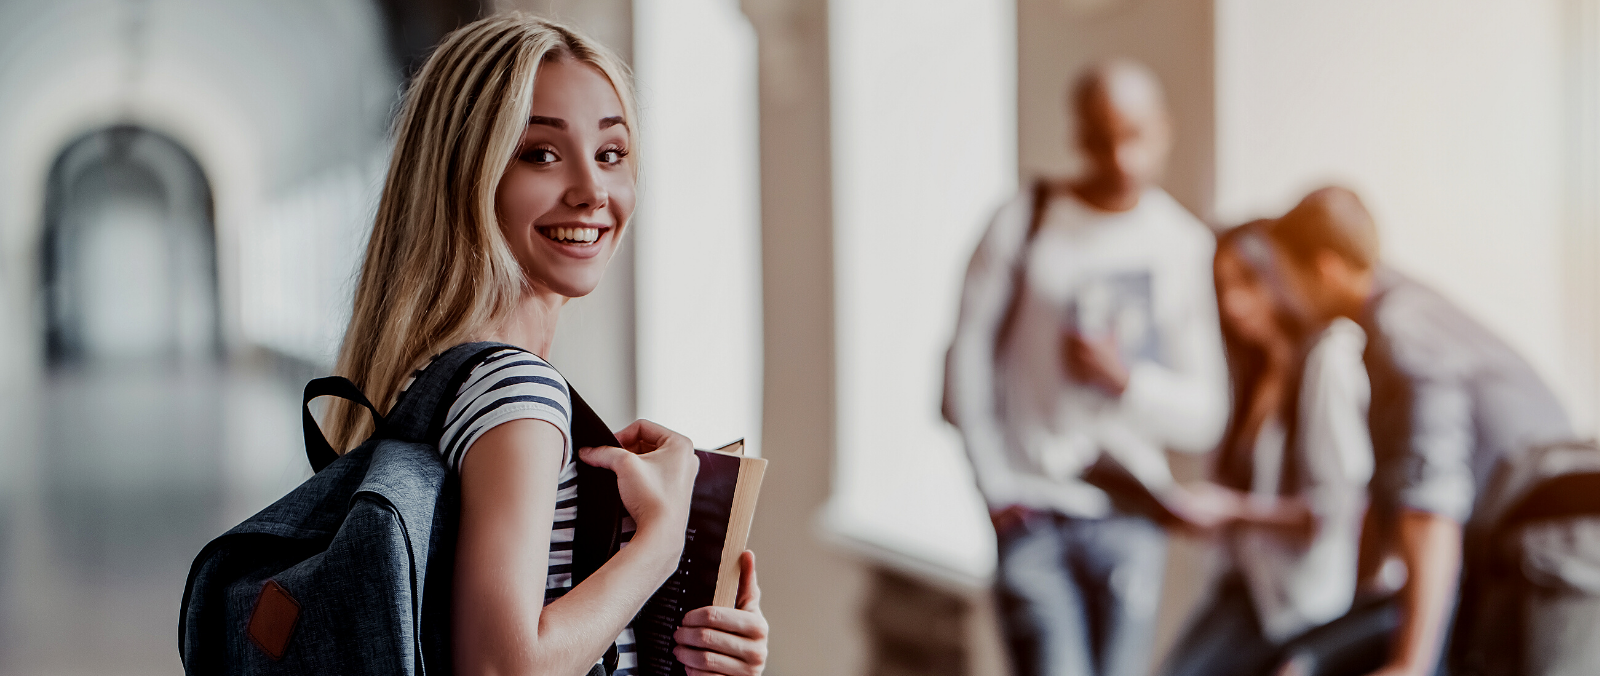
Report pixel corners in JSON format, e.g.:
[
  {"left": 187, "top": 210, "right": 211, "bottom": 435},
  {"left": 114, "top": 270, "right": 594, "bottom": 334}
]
[
  {"left": 1248, "top": 340, "right": 1296, "bottom": 419},
  {"left": 1262, "top": 340, "right": 1295, "bottom": 374},
  {"left": 487, "top": 291, "right": 565, "bottom": 357}
]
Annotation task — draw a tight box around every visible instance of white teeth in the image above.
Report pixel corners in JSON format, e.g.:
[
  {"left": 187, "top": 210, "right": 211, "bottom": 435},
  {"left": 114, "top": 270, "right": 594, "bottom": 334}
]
[{"left": 544, "top": 226, "right": 601, "bottom": 244}]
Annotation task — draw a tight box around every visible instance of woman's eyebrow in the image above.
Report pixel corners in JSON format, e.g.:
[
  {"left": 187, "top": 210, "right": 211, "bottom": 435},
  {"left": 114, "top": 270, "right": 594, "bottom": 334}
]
[
  {"left": 600, "top": 116, "right": 625, "bottom": 129},
  {"left": 528, "top": 115, "right": 566, "bottom": 129}
]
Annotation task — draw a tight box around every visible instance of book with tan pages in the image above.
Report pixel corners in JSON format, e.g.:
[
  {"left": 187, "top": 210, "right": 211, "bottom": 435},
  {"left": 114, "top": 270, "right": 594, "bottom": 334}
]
[{"left": 632, "top": 439, "right": 767, "bottom": 676}]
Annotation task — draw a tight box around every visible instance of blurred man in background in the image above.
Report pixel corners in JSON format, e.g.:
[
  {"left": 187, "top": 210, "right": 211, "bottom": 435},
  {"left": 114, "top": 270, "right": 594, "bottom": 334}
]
[
  {"left": 1266, "top": 188, "right": 1594, "bottom": 676},
  {"left": 944, "top": 60, "right": 1228, "bottom": 676}
]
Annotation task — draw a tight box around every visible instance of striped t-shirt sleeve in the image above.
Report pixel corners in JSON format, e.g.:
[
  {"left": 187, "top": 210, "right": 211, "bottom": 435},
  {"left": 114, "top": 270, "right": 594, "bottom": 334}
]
[{"left": 437, "top": 348, "right": 572, "bottom": 471}]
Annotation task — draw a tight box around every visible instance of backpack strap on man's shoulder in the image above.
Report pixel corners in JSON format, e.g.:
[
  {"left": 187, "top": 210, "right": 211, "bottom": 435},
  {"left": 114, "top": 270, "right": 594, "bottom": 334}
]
[
  {"left": 992, "top": 178, "right": 1055, "bottom": 358},
  {"left": 1027, "top": 178, "right": 1052, "bottom": 239}
]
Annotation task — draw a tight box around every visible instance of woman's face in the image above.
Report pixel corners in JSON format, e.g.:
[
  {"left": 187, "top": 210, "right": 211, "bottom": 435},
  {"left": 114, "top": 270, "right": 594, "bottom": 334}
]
[
  {"left": 1215, "top": 244, "right": 1282, "bottom": 348},
  {"left": 496, "top": 58, "right": 635, "bottom": 299}
]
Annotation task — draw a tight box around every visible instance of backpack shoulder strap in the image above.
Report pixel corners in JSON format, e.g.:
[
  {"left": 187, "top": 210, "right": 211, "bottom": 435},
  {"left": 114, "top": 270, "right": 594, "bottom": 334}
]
[
  {"left": 383, "top": 341, "right": 518, "bottom": 444},
  {"left": 566, "top": 384, "right": 626, "bottom": 673},
  {"left": 303, "top": 377, "right": 379, "bottom": 473},
  {"left": 568, "top": 385, "right": 624, "bottom": 587},
  {"left": 992, "top": 179, "right": 1054, "bottom": 358},
  {"left": 302, "top": 342, "right": 514, "bottom": 473}
]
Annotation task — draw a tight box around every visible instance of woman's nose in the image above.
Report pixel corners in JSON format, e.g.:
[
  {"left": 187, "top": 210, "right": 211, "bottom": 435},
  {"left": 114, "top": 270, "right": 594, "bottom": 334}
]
[{"left": 563, "top": 161, "right": 608, "bottom": 211}]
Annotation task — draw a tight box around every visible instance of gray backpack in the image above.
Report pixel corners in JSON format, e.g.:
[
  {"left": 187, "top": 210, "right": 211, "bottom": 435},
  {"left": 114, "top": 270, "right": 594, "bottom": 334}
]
[{"left": 179, "top": 342, "right": 627, "bottom": 675}]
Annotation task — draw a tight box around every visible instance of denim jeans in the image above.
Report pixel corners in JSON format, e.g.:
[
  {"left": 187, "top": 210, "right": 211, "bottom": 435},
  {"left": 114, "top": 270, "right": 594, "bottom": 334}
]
[
  {"left": 995, "top": 512, "right": 1168, "bottom": 676},
  {"left": 1162, "top": 573, "right": 1400, "bottom": 676},
  {"left": 1159, "top": 574, "right": 1279, "bottom": 676}
]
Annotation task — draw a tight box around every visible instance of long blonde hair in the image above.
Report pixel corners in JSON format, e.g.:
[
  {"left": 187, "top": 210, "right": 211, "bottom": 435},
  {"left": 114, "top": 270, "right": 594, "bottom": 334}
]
[{"left": 327, "top": 14, "right": 638, "bottom": 451}]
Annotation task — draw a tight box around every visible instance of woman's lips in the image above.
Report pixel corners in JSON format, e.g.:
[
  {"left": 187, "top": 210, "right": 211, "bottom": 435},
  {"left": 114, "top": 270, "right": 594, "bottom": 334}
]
[{"left": 536, "top": 224, "right": 610, "bottom": 259}]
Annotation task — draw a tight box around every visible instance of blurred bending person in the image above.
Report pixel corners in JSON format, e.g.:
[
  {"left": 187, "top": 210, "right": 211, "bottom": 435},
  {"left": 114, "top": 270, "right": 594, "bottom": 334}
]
[
  {"left": 1158, "top": 222, "right": 1374, "bottom": 676},
  {"left": 943, "top": 60, "right": 1228, "bottom": 676},
  {"left": 1265, "top": 188, "right": 1574, "bottom": 676}
]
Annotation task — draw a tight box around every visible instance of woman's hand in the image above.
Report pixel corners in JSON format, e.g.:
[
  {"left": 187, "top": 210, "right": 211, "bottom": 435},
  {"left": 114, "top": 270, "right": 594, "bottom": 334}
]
[
  {"left": 989, "top": 504, "right": 1034, "bottom": 537},
  {"left": 674, "top": 551, "right": 769, "bottom": 676},
  {"left": 578, "top": 419, "right": 698, "bottom": 537},
  {"left": 1165, "top": 481, "right": 1244, "bottom": 531}
]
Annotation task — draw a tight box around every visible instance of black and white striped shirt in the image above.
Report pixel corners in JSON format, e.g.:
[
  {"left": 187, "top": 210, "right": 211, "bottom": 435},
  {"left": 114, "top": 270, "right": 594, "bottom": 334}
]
[{"left": 416, "top": 347, "right": 637, "bottom": 674}]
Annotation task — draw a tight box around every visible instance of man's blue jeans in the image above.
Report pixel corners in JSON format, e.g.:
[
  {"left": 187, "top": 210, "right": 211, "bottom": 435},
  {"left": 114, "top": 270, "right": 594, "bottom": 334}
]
[{"left": 995, "top": 511, "right": 1168, "bottom": 676}]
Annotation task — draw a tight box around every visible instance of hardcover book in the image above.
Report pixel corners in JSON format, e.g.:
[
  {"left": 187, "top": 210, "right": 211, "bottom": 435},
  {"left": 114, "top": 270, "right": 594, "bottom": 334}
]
[{"left": 632, "top": 440, "right": 767, "bottom": 676}]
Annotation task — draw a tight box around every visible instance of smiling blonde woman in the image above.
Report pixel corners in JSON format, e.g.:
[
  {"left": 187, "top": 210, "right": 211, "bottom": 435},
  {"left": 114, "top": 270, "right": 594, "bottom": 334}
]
[{"left": 327, "top": 15, "right": 768, "bottom": 676}]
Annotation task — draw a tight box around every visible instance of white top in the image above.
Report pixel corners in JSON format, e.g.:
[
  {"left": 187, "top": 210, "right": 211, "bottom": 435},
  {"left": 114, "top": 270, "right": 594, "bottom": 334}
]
[
  {"left": 947, "top": 187, "right": 1229, "bottom": 517},
  {"left": 415, "top": 348, "right": 638, "bottom": 674},
  {"left": 1234, "top": 318, "right": 1374, "bottom": 642}
]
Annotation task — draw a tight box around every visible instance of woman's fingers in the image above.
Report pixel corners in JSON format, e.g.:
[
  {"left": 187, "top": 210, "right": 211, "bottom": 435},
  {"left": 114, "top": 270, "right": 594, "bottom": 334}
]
[
  {"left": 736, "top": 551, "right": 761, "bottom": 612},
  {"left": 595, "top": 422, "right": 697, "bottom": 533},
  {"left": 673, "top": 625, "right": 763, "bottom": 662},
  {"left": 677, "top": 565, "right": 768, "bottom": 675},
  {"left": 577, "top": 445, "right": 632, "bottom": 471},
  {"left": 673, "top": 643, "right": 763, "bottom": 676},
  {"left": 615, "top": 418, "right": 674, "bottom": 453},
  {"left": 680, "top": 606, "right": 769, "bottom": 640}
]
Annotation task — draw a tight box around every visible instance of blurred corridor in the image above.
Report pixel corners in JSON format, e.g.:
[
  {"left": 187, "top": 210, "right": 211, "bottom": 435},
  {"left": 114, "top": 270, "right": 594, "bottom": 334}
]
[
  {"left": 0, "top": 361, "right": 306, "bottom": 675},
  {"left": 0, "top": 2, "right": 451, "bottom": 673},
  {"left": 1, "top": 121, "right": 310, "bottom": 674}
]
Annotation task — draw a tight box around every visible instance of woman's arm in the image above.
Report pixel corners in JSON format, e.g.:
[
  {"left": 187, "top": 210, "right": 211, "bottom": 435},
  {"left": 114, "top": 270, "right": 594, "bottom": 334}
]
[
  {"left": 452, "top": 418, "right": 696, "bottom": 676},
  {"left": 1167, "top": 480, "right": 1313, "bottom": 535}
]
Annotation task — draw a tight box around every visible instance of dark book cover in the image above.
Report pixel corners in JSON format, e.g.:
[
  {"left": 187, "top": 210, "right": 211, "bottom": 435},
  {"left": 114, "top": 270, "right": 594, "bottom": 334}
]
[
  {"left": 1080, "top": 452, "right": 1181, "bottom": 527},
  {"left": 632, "top": 441, "right": 766, "bottom": 676}
]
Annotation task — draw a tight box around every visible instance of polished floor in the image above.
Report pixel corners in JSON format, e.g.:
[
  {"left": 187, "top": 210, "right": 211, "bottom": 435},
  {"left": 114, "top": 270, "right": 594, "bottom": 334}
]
[{"left": 0, "top": 358, "right": 311, "bottom": 676}]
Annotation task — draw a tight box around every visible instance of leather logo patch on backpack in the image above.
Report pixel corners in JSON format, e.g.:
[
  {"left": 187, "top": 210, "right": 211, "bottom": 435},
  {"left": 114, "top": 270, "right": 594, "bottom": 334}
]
[{"left": 247, "top": 580, "right": 300, "bottom": 660}]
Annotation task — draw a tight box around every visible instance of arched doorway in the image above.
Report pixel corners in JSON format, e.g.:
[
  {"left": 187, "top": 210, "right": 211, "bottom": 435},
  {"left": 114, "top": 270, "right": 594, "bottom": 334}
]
[
  {"left": 42, "top": 125, "right": 218, "bottom": 366},
  {"left": 19, "top": 127, "right": 229, "bottom": 672}
]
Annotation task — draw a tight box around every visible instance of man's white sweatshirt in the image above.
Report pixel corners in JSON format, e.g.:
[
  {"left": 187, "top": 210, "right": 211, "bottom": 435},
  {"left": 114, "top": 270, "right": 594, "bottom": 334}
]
[{"left": 946, "top": 186, "right": 1229, "bottom": 518}]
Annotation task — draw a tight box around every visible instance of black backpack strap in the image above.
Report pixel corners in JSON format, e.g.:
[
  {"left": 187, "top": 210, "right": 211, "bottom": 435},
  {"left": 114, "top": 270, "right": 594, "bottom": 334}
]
[
  {"left": 569, "top": 385, "right": 624, "bottom": 584},
  {"left": 568, "top": 385, "right": 625, "bottom": 674},
  {"left": 992, "top": 179, "right": 1053, "bottom": 359},
  {"left": 384, "top": 341, "right": 518, "bottom": 443},
  {"left": 301, "top": 342, "right": 514, "bottom": 473},
  {"left": 375, "top": 341, "right": 627, "bottom": 580},
  {"left": 303, "top": 376, "right": 379, "bottom": 473}
]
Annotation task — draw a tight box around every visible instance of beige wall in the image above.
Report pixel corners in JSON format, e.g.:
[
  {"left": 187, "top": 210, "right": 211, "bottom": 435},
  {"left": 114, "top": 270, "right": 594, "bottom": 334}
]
[
  {"left": 743, "top": 1, "right": 873, "bottom": 674},
  {"left": 1017, "top": 0, "right": 1215, "bottom": 218},
  {"left": 1214, "top": 0, "right": 1579, "bottom": 431}
]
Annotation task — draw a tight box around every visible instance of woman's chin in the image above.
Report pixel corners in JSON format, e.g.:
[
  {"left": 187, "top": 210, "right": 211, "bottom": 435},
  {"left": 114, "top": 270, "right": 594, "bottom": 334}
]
[{"left": 539, "top": 271, "right": 607, "bottom": 300}]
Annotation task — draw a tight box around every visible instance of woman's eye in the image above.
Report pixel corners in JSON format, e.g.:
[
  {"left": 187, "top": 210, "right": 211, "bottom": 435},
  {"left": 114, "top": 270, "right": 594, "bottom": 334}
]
[
  {"left": 522, "top": 148, "right": 556, "bottom": 164},
  {"left": 597, "top": 148, "right": 628, "bottom": 164}
]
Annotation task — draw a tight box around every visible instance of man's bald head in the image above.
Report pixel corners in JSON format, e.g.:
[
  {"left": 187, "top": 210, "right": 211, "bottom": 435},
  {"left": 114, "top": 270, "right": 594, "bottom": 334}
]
[
  {"left": 1068, "top": 59, "right": 1172, "bottom": 206},
  {"left": 1265, "top": 187, "right": 1381, "bottom": 323},
  {"left": 1072, "top": 59, "right": 1168, "bottom": 121},
  {"left": 1270, "top": 187, "right": 1380, "bottom": 271}
]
